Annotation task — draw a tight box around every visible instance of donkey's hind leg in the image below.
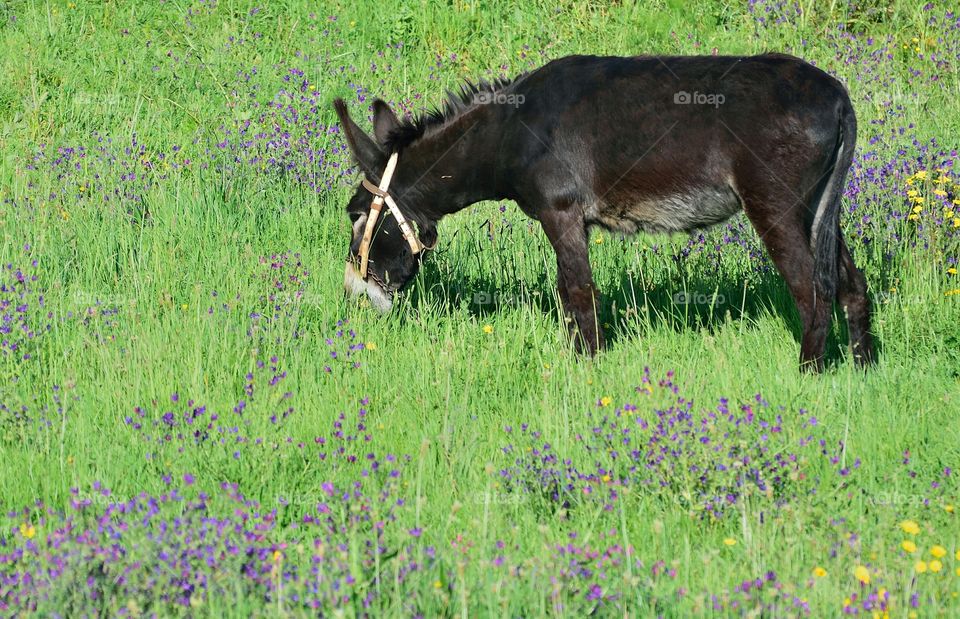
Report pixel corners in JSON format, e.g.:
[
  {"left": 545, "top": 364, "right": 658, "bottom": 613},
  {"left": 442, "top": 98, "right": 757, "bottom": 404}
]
[
  {"left": 741, "top": 197, "right": 834, "bottom": 372},
  {"left": 837, "top": 235, "right": 875, "bottom": 366}
]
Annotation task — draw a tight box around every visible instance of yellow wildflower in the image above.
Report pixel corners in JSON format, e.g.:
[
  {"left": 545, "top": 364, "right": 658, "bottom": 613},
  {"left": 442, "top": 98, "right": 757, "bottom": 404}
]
[
  {"left": 813, "top": 566, "right": 827, "bottom": 577},
  {"left": 931, "top": 545, "right": 947, "bottom": 558},
  {"left": 902, "top": 540, "right": 917, "bottom": 553},
  {"left": 900, "top": 520, "right": 920, "bottom": 535},
  {"left": 19, "top": 523, "right": 36, "bottom": 539},
  {"left": 723, "top": 538, "right": 737, "bottom": 546},
  {"left": 930, "top": 560, "right": 943, "bottom": 573},
  {"left": 600, "top": 396, "right": 612, "bottom": 407},
  {"left": 482, "top": 324, "right": 493, "bottom": 334},
  {"left": 855, "top": 565, "right": 870, "bottom": 585},
  {"left": 915, "top": 560, "right": 928, "bottom": 574}
]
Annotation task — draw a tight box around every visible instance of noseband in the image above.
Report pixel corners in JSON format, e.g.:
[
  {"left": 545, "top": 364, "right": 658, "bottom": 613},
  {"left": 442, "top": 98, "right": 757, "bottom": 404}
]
[{"left": 356, "top": 152, "right": 423, "bottom": 279}]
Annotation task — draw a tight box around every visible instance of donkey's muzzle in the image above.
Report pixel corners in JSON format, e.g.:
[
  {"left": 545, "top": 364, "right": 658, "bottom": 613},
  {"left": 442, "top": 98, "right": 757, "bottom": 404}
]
[{"left": 344, "top": 262, "right": 393, "bottom": 313}]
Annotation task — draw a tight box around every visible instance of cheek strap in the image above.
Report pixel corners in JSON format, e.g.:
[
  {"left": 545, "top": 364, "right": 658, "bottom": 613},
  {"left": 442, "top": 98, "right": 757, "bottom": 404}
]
[{"left": 357, "top": 152, "right": 423, "bottom": 279}]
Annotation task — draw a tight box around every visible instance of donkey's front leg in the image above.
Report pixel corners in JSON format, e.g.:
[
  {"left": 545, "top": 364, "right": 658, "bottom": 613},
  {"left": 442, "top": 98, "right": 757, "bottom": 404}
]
[{"left": 538, "top": 205, "right": 604, "bottom": 355}]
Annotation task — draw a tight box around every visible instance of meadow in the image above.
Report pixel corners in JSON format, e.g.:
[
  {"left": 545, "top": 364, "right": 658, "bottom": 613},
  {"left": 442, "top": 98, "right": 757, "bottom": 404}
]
[{"left": 1, "top": 0, "right": 959, "bottom": 616}]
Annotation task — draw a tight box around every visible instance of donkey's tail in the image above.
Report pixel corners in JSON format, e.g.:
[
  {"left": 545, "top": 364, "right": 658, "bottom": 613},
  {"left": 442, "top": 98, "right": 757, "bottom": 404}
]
[{"left": 811, "top": 97, "right": 857, "bottom": 305}]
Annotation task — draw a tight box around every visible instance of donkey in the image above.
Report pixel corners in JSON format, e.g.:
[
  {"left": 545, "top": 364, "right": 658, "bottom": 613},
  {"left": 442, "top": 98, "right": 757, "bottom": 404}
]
[{"left": 334, "top": 53, "right": 875, "bottom": 371}]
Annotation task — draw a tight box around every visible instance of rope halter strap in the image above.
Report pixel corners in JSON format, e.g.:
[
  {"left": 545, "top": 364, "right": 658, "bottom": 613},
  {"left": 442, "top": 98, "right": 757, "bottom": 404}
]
[{"left": 356, "top": 152, "right": 424, "bottom": 279}]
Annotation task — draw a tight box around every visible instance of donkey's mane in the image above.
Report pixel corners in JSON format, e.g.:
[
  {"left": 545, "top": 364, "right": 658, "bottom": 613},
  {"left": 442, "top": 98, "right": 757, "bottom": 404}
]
[{"left": 383, "top": 75, "right": 522, "bottom": 152}]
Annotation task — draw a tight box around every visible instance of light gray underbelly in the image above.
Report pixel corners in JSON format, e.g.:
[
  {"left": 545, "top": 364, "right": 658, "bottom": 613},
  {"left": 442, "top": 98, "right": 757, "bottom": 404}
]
[{"left": 585, "top": 186, "right": 743, "bottom": 234}]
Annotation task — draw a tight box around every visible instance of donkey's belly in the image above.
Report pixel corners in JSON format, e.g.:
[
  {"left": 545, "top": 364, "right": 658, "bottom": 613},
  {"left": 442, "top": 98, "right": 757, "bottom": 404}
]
[{"left": 585, "top": 185, "right": 742, "bottom": 235}]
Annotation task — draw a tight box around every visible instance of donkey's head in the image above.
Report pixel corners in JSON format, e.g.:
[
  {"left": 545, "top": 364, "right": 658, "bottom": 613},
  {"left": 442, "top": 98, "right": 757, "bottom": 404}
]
[{"left": 334, "top": 98, "right": 438, "bottom": 312}]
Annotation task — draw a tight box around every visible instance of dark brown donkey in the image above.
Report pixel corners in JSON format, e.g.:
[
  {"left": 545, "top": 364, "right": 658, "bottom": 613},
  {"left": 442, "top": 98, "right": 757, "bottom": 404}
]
[{"left": 334, "top": 53, "right": 875, "bottom": 371}]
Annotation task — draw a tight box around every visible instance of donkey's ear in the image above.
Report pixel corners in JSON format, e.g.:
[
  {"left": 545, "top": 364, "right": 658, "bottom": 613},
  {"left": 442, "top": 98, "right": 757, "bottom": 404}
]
[
  {"left": 371, "top": 99, "right": 401, "bottom": 149},
  {"left": 333, "top": 98, "right": 386, "bottom": 176}
]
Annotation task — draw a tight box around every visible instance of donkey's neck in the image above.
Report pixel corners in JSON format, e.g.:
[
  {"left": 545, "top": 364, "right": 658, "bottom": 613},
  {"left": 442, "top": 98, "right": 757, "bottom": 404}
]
[{"left": 393, "top": 106, "right": 505, "bottom": 220}]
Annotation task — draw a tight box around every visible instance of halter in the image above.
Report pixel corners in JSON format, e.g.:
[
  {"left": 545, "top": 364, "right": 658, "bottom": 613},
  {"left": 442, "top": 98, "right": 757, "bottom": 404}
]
[{"left": 356, "top": 152, "right": 423, "bottom": 279}]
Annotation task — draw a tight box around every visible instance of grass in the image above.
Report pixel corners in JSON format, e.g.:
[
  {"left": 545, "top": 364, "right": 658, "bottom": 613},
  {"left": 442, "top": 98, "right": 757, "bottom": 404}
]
[{"left": 1, "top": 0, "right": 959, "bottom": 616}]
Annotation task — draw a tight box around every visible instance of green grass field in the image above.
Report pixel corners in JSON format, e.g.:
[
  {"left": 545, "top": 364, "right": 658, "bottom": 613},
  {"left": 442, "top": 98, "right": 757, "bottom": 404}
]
[{"left": 2, "top": 0, "right": 959, "bottom": 616}]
